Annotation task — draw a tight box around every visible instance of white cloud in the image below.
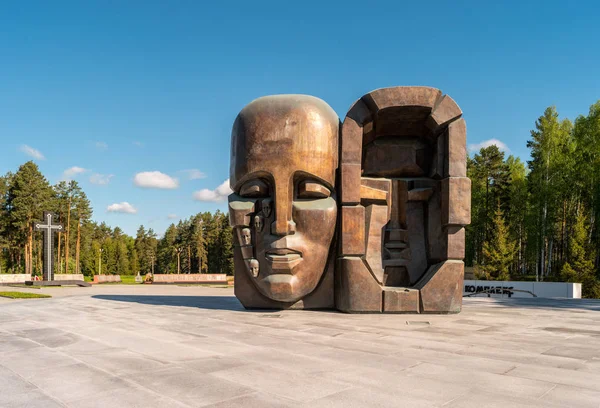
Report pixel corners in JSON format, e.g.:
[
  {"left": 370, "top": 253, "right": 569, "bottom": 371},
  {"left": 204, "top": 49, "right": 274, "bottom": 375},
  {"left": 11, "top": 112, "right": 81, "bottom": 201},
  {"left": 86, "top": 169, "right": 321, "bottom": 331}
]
[
  {"left": 107, "top": 202, "right": 137, "bottom": 214},
  {"left": 95, "top": 141, "right": 108, "bottom": 151},
  {"left": 180, "top": 169, "right": 206, "bottom": 180},
  {"left": 133, "top": 171, "right": 179, "bottom": 189},
  {"left": 61, "top": 166, "right": 88, "bottom": 181},
  {"left": 89, "top": 173, "right": 114, "bottom": 185},
  {"left": 468, "top": 139, "right": 510, "bottom": 153},
  {"left": 167, "top": 214, "right": 178, "bottom": 220},
  {"left": 133, "top": 141, "right": 144, "bottom": 147},
  {"left": 20, "top": 145, "right": 45, "bottom": 160},
  {"left": 193, "top": 179, "right": 232, "bottom": 202}
]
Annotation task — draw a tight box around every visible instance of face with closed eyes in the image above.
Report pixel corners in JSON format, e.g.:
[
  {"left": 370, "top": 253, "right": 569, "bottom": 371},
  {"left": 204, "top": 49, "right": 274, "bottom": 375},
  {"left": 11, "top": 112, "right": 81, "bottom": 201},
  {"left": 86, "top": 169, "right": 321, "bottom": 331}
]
[{"left": 230, "top": 95, "right": 339, "bottom": 303}]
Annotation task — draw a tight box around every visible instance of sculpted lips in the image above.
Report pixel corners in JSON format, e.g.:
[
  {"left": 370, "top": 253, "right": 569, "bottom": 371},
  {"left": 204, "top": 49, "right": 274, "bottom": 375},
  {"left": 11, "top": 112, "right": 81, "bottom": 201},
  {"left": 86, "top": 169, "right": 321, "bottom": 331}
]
[{"left": 265, "top": 248, "right": 303, "bottom": 271}]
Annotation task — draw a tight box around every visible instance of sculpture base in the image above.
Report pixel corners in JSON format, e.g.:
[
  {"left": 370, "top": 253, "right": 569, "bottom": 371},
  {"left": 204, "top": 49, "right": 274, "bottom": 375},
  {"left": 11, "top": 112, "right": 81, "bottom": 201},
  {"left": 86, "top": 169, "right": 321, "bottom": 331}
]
[
  {"left": 336, "top": 259, "right": 464, "bottom": 314},
  {"left": 25, "top": 280, "right": 91, "bottom": 287}
]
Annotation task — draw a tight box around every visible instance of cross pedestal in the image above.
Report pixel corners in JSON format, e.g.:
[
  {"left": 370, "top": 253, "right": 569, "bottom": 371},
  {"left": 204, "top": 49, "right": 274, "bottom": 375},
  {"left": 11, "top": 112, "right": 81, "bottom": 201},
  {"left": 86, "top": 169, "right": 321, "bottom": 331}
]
[{"left": 34, "top": 212, "right": 63, "bottom": 281}]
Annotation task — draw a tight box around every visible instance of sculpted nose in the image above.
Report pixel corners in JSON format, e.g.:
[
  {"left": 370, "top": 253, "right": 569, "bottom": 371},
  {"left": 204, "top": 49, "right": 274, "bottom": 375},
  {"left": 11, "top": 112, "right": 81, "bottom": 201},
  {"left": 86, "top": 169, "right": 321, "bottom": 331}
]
[
  {"left": 271, "top": 179, "right": 296, "bottom": 236},
  {"left": 271, "top": 219, "right": 296, "bottom": 236}
]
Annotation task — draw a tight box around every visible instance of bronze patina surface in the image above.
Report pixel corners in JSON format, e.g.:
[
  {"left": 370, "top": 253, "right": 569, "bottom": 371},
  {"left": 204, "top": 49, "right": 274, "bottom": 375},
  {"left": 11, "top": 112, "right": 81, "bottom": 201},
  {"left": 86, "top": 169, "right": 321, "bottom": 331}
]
[
  {"left": 229, "top": 95, "right": 339, "bottom": 309},
  {"left": 230, "top": 87, "right": 470, "bottom": 313}
]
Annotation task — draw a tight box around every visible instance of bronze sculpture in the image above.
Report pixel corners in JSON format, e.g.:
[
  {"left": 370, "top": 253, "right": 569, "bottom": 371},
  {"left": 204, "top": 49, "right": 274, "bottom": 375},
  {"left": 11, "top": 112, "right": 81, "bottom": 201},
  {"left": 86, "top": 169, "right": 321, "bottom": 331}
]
[
  {"left": 230, "top": 87, "right": 470, "bottom": 313},
  {"left": 229, "top": 95, "right": 338, "bottom": 309}
]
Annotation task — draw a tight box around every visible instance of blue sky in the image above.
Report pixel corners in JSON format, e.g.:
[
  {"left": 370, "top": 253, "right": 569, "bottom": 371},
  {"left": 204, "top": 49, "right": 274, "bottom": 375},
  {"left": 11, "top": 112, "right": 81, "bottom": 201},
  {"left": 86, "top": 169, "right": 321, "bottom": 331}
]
[{"left": 1, "top": 0, "right": 599, "bottom": 236}]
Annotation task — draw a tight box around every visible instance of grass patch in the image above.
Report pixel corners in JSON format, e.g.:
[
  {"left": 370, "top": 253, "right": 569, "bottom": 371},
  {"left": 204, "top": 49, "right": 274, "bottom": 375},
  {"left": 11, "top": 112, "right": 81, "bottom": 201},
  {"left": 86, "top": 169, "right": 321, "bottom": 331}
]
[
  {"left": 83, "top": 275, "right": 142, "bottom": 284},
  {"left": 120, "top": 275, "right": 140, "bottom": 284},
  {"left": 0, "top": 291, "right": 52, "bottom": 299},
  {"left": 6, "top": 284, "right": 41, "bottom": 289}
]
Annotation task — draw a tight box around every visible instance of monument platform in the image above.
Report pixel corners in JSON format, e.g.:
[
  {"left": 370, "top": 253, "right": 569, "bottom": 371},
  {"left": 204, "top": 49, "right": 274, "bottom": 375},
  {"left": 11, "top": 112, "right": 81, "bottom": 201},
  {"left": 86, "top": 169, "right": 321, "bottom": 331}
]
[
  {"left": 1, "top": 285, "right": 599, "bottom": 407},
  {"left": 25, "top": 280, "right": 91, "bottom": 287}
]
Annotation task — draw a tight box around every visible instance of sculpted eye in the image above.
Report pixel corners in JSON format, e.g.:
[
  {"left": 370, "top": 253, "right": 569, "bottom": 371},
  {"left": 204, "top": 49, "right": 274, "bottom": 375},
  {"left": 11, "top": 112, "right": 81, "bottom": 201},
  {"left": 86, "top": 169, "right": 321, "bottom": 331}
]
[
  {"left": 297, "top": 181, "right": 331, "bottom": 199},
  {"left": 240, "top": 179, "right": 270, "bottom": 198}
]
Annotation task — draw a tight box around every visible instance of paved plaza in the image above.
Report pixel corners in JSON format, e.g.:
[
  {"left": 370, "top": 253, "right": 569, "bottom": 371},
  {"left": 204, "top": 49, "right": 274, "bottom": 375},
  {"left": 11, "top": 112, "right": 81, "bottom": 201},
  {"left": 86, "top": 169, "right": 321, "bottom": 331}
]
[{"left": 1, "top": 285, "right": 600, "bottom": 407}]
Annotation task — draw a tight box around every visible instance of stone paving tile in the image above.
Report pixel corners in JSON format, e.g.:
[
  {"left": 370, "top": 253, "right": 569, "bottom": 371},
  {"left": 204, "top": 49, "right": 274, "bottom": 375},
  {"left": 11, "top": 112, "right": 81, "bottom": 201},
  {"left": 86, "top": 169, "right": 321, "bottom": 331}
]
[
  {"left": 0, "top": 333, "right": 42, "bottom": 353},
  {"left": 180, "top": 336, "right": 266, "bottom": 356},
  {"left": 507, "top": 363, "right": 600, "bottom": 391},
  {"left": 0, "top": 365, "right": 38, "bottom": 395},
  {"left": 406, "top": 362, "right": 555, "bottom": 399},
  {"left": 67, "top": 386, "right": 189, "bottom": 408},
  {"left": 70, "top": 349, "right": 172, "bottom": 376},
  {"left": 232, "top": 347, "right": 352, "bottom": 375},
  {"left": 128, "top": 366, "right": 254, "bottom": 407},
  {"left": 312, "top": 347, "right": 422, "bottom": 373},
  {"left": 53, "top": 337, "right": 121, "bottom": 355},
  {"left": 178, "top": 355, "right": 249, "bottom": 374},
  {"left": 539, "top": 384, "right": 600, "bottom": 408},
  {"left": 542, "top": 345, "right": 600, "bottom": 360},
  {"left": 26, "top": 363, "right": 131, "bottom": 403},
  {"left": 578, "top": 358, "right": 600, "bottom": 373},
  {"left": 0, "top": 388, "right": 66, "bottom": 408},
  {"left": 393, "top": 348, "right": 519, "bottom": 375},
  {"left": 205, "top": 392, "right": 297, "bottom": 408},
  {"left": 315, "top": 365, "right": 471, "bottom": 405},
  {"left": 0, "top": 346, "right": 78, "bottom": 379},
  {"left": 14, "top": 327, "right": 84, "bottom": 349},
  {"left": 445, "top": 391, "right": 565, "bottom": 408},
  {"left": 211, "top": 363, "right": 352, "bottom": 403},
  {"left": 455, "top": 343, "right": 589, "bottom": 370},
  {"left": 301, "top": 387, "right": 433, "bottom": 408}
]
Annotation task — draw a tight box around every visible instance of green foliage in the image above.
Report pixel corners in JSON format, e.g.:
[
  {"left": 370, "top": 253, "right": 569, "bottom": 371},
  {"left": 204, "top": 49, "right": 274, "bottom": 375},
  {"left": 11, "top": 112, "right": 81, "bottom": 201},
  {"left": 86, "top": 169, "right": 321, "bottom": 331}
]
[
  {"left": 560, "top": 211, "right": 600, "bottom": 298},
  {"left": 0, "top": 291, "right": 51, "bottom": 299},
  {"left": 466, "top": 145, "right": 510, "bottom": 266},
  {"left": 0, "top": 163, "right": 234, "bottom": 278},
  {"left": 480, "top": 207, "right": 516, "bottom": 280},
  {"left": 467, "top": 101, "right": 600, "bottom": 297}
]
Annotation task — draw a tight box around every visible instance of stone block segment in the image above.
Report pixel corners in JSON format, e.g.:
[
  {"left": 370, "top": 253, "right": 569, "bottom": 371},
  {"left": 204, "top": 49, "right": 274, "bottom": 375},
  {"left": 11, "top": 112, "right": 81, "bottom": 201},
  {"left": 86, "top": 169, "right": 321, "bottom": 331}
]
[
  {"left": 446, "top": 118, "right": 467, "bottom": 177},
  {"left": 442, "top": 177, "right": 471, "bottom": 226},
  {"left": 340, "top": 163, "right": 362, "bottom": 204},
  {"left": 340, "top": 205, "right": 365, "bottom": 256},
  {"left": 336, "top": 257, "right": 382, "bottom": 313}
]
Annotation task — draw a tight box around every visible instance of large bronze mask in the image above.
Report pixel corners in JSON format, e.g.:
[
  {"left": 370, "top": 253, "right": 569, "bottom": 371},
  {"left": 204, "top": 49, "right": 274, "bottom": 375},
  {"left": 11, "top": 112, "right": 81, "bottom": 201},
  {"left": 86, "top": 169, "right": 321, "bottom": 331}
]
[
  {"left": 229, "top": 87, "right": 470, "bottom": 313},
  {"left": 229, "top": 95, "right": 339, "bottom": 308}
]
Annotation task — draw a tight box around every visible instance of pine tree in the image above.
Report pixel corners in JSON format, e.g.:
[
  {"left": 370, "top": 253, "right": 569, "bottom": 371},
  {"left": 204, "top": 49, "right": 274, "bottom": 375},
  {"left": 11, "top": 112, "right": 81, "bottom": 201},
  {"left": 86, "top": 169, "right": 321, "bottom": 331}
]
[
  {"left": 527, "top": 107, "right": 572, "bottom": 280},
  {"left": 466, "top": 145, "right": 510, "bottom": 267},
  {"left": 560, "top": 211, "right": 600, "bottom": 298},
  {"left": 4, "top": 162, "right": 53, "bottom": 275},
  {"left": 480, "top": 206, "right": 517, "bottom": 280},
  {"left": 73, "top": 190, "right": 92, "bottom": 274}
]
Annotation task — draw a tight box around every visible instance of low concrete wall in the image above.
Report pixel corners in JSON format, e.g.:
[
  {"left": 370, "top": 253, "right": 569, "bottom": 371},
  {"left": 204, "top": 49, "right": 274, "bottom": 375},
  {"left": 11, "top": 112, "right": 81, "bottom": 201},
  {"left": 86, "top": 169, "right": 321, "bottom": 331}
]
[
  {"left": 0, "top": 274, "right": 31, "bottom": 283},
  {"left": 153, "top": 274, "right": 227, "bottom": 284},
  {"left": 94, "top": 275, "right": 121, "bottom": 284},
  {"left": 54, "top": 274, "right": 85, "bottom": 281},
  {"left": 464, "top": 280, "right": 582, "bottom": 299}
]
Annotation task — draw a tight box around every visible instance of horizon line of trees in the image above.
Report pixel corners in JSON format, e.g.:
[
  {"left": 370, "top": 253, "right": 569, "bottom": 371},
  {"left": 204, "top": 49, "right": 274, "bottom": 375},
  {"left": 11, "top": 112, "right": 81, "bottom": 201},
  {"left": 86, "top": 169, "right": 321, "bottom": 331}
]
[{"left": 0, "top": 162, "right": 233, "bottom": 277}]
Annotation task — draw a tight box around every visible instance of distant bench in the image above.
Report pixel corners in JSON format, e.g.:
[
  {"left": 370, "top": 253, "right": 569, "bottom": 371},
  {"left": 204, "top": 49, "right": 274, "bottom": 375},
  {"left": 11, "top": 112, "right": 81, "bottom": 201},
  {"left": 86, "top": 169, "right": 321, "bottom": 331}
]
[
  {"left": 152, "top": 274, "right": 228, "bottom": 284},
  {"left": 94, "top": 275, "right": 121, "bottom": 284}
]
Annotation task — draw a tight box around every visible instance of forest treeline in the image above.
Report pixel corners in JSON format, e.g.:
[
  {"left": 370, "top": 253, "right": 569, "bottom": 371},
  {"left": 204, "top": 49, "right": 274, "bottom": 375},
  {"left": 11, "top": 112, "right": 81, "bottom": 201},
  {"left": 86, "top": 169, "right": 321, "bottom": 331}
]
[
  {"left": 1, "top": 101, "right": 599, "bottom": 297},
  {"left": 467, "top": 101, "right": 600, "bottom": 298},
  {"left": 0, "top": 163, "right": 233, "bottom": 277}
]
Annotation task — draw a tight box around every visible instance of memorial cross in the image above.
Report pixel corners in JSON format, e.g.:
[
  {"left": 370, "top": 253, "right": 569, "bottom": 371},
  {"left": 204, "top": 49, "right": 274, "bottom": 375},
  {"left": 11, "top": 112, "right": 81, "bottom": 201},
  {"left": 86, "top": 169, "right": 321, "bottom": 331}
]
[{"left": 34, "top": 212, "right": 63, "bottom": 281}]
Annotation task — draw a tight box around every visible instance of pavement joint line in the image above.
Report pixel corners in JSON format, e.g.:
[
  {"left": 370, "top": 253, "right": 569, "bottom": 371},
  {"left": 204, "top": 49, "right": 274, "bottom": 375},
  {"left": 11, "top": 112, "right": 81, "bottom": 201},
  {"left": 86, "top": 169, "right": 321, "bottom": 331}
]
[
  {"left": 536, "top": 383, "right": 558, "bottom": 400},
  {"left": 0, "top": 359, "right": 69, "bottom": 407},
  {"left": 501, "top": 365, "right": 517, "bottom": 375}
]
